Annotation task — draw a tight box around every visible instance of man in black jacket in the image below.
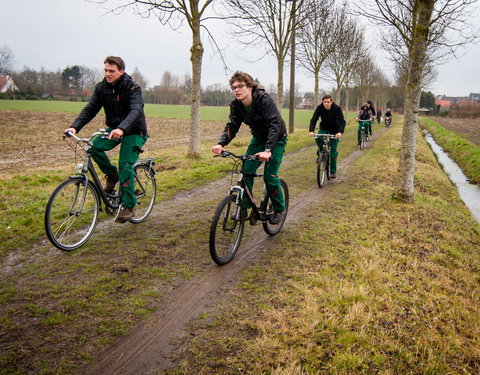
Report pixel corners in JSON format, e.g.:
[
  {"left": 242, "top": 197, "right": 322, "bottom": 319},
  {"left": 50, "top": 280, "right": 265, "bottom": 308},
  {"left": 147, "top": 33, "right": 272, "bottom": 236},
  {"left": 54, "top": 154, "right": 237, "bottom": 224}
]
[
  {"left": 308, "top": 95, "right": 346, "bottom": 178},
  {"left": 64, "top": 56, "right": 148, "bottom": 223},
  {"left": 212, "top": 71, "right": 288, "bottom": 224}
]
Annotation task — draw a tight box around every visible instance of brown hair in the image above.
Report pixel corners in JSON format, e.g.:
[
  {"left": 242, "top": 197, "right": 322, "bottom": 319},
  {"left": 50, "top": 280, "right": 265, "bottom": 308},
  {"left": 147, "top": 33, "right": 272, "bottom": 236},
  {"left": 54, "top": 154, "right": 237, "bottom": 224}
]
[
  {"left": 104, "top": 56, "right": 125, "bottom": 71},
  {"left": 322, "top": 94, "right": 332, "bottom": 101},
  {"left": 229, "top": 71, "right": 258, "bottom": 90}
]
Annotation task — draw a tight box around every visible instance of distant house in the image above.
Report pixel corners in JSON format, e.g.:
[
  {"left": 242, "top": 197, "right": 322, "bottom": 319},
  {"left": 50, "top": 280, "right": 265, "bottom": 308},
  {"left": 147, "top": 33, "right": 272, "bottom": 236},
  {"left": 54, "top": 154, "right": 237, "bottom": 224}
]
[
  {"left": 41, "top": 93, "right": 53, "bottom": 100},
  {"left": 436, "top": 94, "right": 472, "bottom": 108},
  {"left": 0, "top": 75, "right": 18, "bottom": 93},
  {"left": 468, "top": 93, "right": 480, "bottom": 102}
]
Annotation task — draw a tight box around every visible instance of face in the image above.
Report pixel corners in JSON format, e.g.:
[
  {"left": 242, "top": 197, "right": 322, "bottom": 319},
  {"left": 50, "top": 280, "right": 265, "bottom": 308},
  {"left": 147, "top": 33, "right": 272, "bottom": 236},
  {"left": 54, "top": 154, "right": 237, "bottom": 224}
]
[
  {"left": 231, "top": 80, "right": 252, "bottom": 104},
  {"left": 323, "top": 98, "right": 332, "bottom": 110},
  {"left": 104, "top": 63, "right": 124, "bottom": 84}
]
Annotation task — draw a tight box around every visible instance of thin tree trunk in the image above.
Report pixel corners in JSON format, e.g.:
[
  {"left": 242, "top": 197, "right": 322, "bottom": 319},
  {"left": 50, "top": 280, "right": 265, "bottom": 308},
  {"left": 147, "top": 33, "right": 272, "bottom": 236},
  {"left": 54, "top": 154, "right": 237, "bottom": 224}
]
[
  {"left": 394, "top": 0, "right": 434, "bottom": 202},
  {"left": 276, "top": 59, "right": 285, "bottom": 112},
  {"left": 187, "top": 20, "right": 203, "bottom": 158},
  {"left": 314, "top": 70, "right": 320, "bottom": 106}
]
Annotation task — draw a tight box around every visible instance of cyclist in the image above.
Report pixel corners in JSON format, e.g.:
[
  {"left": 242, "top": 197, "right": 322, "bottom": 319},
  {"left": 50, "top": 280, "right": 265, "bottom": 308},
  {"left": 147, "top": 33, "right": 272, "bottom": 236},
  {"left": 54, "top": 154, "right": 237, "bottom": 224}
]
[
  {"left": 308, "top": 94, "right": 346, "bottom": 178},
  {"left": 356, "top": 103, "right": 373, "bottom": 145},
  {"left": 64, "top": 56, "right": 148, "bottom": 223},
  {"left": 376, "top": 106, "right": 382, "bottom": 124},
  {"left": 367, "top": 100, "right": 376, "bottom": 135},
  {"left": 385, "top": 108, "right": 392, "bottom": 125},
  {"left": 212, "top": 71, "right": 288, "bottom": 225}
]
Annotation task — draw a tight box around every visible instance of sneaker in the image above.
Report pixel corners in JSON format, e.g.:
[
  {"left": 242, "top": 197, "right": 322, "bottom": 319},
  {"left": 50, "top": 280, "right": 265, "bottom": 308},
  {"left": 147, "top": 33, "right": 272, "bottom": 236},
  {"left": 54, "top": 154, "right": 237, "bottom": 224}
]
[
  {"left": 115, "top": 207, "right": 135, "bottom": 223},
  {"left": 330, "top": 172, "right": 336, "bottom": 178},
  {"left": 105, "top": 173, "right": 119, "bottom": 194},
  {"left": 269, "top": 210, "right": 285, "bottom": 225}
]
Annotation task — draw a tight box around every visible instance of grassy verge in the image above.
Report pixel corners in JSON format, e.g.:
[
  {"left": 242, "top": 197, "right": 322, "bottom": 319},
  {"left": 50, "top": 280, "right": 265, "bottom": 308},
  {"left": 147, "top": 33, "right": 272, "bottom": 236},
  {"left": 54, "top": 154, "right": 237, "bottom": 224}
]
[
  {"left": 420, "top": 117, "right": 480, "bottom": 184},
  {"left": 169, "top": 123, "right": 480, "bottom": 374}
]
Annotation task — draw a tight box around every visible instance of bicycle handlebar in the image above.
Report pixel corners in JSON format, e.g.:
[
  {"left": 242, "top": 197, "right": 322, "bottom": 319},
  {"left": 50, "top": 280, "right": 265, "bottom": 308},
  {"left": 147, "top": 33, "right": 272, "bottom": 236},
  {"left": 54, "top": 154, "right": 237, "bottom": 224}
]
[
  {"left": 64, "top": 129, "right": 110, "bottom": 143},
  {"left": 214, "top": 150, "right": 263, "bottom": 161},
  {"left": 356, "top": 119, "right": 372, "bottom": 122},
  {"left": 314, "top": 134, "right": 336, "bottom": 139}
]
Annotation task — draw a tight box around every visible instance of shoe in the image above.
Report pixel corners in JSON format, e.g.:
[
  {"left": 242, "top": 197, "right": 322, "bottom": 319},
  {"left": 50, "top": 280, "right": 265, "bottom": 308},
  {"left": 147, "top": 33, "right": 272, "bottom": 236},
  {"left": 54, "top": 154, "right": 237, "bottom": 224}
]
[
  {"left": 269, "top": 210, "right": 285, "bottom": 225},
  {"left": 105, "top": 173, "right": 119, "bottom": 194},
  {"left": 357, "top": 142, "right": 361, "bottom": 145},
  {"left": 115, "top": 207, "right": 135, "bottom": 223},
  {"left": 330, "top": 172, "right": 336, "bottom": 178}
]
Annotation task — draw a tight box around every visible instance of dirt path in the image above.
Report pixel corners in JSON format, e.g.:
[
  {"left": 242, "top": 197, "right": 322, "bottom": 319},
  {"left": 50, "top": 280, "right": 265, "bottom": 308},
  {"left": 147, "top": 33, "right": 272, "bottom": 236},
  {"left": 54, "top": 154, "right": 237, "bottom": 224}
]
[{"left": 83, "top": 132, "right": 383, "bottom": 374}]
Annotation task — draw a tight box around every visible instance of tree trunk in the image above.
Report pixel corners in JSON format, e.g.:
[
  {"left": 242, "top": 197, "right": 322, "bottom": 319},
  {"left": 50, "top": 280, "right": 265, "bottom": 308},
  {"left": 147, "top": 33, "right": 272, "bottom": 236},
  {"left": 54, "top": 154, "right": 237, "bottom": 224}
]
[
  {"left": 314, "top": 70, "right": 320, "bottom": 106},
  {"left": 187, "top": 18, "right": 203, "bottom": 158},
  {"left": 276, "top": 58, "right": 285, "bottom": 112},
  {"left": 394, "top": 0, "right": 434, "bottom": 202}
]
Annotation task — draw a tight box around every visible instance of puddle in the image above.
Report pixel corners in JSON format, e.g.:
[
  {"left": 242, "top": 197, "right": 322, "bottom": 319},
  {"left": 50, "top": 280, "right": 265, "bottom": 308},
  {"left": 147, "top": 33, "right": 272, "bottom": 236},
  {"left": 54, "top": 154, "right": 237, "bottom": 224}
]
[{"left": 423, "top": 130, "right": 480, "bottom": 224}]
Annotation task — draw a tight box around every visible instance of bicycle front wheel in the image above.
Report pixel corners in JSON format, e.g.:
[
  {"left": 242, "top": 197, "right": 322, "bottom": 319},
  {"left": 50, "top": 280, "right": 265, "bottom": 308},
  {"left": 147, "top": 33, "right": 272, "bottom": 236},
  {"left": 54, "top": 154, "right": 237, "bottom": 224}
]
[
  {"left": 360, "top": 131, "right": 366, "bottom": 150},
  {"left": 263, "top": 179, "right": 289, "bottom": 236},
  {"left": 130, "top": 164, "right": 157, "bottom": 224},
  {"left": 317, "top": 154, "right": 327, "bottom": 188},
  {"left": 45, "top": 178, "right": 100, "bottom": 251},
  {"left": 209, "top": 194, "right": 245, "bottom": 265}
]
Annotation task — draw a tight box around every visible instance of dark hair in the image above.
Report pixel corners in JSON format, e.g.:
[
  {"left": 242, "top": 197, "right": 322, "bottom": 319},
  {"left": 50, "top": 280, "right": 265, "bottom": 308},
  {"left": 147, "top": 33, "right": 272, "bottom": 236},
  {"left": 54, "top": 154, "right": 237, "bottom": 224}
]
[
  {"left": 229, "top": 71, "right": 258, "bottom": 90},
  {"left": 367, "top": 100, "right": 372, "bottom": 105},
  {"left": 104, "top": 56, "right": 125, "bottom": 71},
  {"left": 322, "top": 94, "right": 332, "bottom": 101}
]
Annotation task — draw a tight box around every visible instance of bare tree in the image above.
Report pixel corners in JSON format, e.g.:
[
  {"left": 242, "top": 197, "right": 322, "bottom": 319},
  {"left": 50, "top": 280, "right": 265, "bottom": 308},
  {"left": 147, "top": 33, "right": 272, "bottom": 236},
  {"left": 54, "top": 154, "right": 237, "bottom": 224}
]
[
  {"left": 130, "top": 66, "right": 149, "bottom": 93},
  {"left": 354, "top": 0, "right": 479, "bottom": 202},
  {"left": 96, "top": 0, "right": 214, "bottom": 158},
  {"left": 296, "top": 0, "right": 339, "bottom": 105},
  {"left": 0, "top": 45, "right": 15, "bottom": 75},
  {"left": 221, "top": 0, "right": 307, "bottom": 110}
]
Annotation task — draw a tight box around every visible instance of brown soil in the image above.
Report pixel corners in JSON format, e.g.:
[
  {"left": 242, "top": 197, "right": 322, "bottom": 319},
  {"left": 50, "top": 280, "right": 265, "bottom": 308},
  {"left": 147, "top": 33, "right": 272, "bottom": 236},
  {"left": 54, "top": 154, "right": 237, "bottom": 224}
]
[{"left": 430, "top": 116, "right": 480, "bottom": 145}]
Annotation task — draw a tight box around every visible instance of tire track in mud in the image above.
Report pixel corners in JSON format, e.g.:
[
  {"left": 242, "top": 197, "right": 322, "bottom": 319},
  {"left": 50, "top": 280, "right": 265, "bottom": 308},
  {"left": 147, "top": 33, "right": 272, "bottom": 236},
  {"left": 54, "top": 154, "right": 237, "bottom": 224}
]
[{"left": 85, "top": 130, "right": 386, "bottom": 375}]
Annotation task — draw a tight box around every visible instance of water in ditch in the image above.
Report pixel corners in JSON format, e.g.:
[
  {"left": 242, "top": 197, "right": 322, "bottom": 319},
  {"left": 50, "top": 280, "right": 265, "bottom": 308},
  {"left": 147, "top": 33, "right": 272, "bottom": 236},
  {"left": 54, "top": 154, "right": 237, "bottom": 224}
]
[{"left": 423, "top": 130, "right": 480, "bottom": 224}]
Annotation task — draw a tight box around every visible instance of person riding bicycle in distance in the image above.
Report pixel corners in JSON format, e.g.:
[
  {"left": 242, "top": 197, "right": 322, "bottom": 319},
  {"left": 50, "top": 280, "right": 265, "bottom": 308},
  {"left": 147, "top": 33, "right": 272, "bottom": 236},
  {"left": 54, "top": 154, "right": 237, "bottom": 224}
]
[
  {"left": 308, "top": 94, "right": 346, "bottom": 178},
  {"left": 212, "top": 71, "right": 288, "bottom": 225},
  {"left": 356, "top": 103, "right": 373, "bottom": 145},
  {"left": 385, "top": 108, "right": 393, "bottom": 124},
  {"left": 64, "top": 56, "right": 148, "bottom": 223}
]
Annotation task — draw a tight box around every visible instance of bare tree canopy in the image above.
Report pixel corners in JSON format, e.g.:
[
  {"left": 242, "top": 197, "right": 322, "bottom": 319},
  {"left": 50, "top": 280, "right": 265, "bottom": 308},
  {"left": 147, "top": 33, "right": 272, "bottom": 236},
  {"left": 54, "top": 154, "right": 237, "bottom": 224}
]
[
  {"left": 220, "top": 0, "right": 308, "bottom": 109},
  {"left": 0, "top": 45, "right": 15, "bottom": 75}
]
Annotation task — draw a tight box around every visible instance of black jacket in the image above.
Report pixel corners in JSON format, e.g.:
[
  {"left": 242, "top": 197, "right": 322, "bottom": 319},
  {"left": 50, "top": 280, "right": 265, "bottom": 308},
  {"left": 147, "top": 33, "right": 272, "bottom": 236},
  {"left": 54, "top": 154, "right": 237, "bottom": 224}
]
[
  {"left": 71, "top": 73, "right": 147, "bottom": 136},
  {"left": 217, "top": 89, "right": 287, "bottom": 150},
  {"left": 309, "top": 102, "right": 346, "bottom": 134}
]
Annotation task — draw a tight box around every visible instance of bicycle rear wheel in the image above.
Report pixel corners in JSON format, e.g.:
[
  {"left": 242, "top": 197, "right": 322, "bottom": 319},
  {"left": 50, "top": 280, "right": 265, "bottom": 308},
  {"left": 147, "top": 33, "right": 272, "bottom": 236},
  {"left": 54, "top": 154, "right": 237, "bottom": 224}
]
[
  {"left": 45, "top": 178, "right": 100, "bottom": 251},
  {"left": 209, "top": 194, "right": 245, "bottom": 265},
  {"left": 130, "top": 164, "right": 156, "bottom": 224},
  {"left": 317, "top": 154, "right": 327, "bottom": 188},
  {"left": 263, "top": 179, "right": 289, "bottom": 236}
]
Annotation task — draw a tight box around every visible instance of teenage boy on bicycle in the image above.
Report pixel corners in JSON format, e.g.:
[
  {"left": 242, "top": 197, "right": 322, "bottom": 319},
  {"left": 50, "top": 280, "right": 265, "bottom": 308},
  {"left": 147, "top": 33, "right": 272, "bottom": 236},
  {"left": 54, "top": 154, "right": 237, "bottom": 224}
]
[
  {"left": 212, "top": 71, "right": 288, "bottom": 224},
  {"left": 64, "top": 56, "right": 148, "bottom": 223},
  {"left": 356, "top": 103, "right": 373, "bottom": 145},
  {"left": 308, "top": 94, "right": 346, "bottom": 178}
]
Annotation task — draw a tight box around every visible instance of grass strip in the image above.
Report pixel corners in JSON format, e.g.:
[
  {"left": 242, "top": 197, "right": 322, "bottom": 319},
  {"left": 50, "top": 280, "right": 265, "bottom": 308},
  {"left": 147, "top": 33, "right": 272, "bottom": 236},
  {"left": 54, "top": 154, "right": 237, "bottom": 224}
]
[
  {"left": 170, "top": 122, "right": 480, "bottom": 374},
  {"left": 420, "top": 117, "right": 480, "bottom": 184}
]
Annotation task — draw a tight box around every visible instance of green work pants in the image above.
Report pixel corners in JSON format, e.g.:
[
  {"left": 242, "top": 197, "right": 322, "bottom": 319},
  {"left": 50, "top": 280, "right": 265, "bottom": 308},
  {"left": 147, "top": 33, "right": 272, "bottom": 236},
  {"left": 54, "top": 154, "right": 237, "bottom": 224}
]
[
  {"left": 90, "top": 130, "right": 148, "bottom": 208},
  {"left": 315, "top": 129, "right": 339, "bottom": 174},
  {"left": 243, "top": 137, "right": 287, "bottom": 213}
]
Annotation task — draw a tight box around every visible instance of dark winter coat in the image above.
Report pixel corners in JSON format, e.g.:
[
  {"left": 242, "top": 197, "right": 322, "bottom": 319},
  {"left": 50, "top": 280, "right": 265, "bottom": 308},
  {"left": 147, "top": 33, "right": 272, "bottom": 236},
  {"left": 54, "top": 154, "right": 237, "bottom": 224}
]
[
  {"left": 71, "top": 73, "right": 147, "bottom": 136},
  {"left": 217, "top": 89, "right": 287, "bottom": 150},
  {"left": 309, "top": 102, "right": 346, "bottom": 134}
]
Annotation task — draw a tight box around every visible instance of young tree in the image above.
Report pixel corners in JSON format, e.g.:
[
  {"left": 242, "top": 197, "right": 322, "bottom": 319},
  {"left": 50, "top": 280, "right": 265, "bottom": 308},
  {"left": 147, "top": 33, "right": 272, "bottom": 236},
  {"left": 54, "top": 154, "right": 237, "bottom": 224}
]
[
  {"left": 0, "top": 45, "right": 15, "bottom": 75},
  {"left": 355, "top": 0, "right": 479, "bottom": 202},
  {"left": 96, "top": 0, "right": 214, "bottom": 158}
]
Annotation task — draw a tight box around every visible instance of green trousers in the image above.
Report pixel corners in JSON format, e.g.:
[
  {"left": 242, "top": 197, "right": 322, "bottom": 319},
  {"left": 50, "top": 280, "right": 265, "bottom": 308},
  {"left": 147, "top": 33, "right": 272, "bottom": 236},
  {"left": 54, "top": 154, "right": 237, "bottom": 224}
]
[
  {"left": 90, "top": 130, "right": 148, "bottom": 208},
  {"left": 243, "top": 137, "right": 287, "bottom": 213},
  {"left": 315, "top": 129, "right": 339, "bottom": 173}
]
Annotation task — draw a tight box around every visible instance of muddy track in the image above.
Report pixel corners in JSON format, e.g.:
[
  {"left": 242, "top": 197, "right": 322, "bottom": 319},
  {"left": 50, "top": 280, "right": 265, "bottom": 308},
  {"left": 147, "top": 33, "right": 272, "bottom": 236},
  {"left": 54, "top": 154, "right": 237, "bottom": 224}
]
[{"left": 83, "top": 130, "right": 385, "bottom": 375}]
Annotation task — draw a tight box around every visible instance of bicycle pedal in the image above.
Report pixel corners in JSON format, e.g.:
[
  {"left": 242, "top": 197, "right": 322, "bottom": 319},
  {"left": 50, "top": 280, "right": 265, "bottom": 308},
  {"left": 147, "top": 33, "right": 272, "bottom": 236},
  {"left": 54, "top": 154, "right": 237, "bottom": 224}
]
[{"left": 248, "top": 215, "right": 257, "bottom": 225}]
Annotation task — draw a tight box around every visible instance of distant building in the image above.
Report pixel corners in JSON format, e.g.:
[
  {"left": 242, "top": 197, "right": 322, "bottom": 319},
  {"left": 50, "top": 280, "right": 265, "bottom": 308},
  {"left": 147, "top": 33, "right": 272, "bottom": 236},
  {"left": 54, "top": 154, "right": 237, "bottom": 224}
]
[
  {"left": 0, "top": 75, "right": 18, "bottom": 93},
  {"left": 468, "top": 93, "right": 480, "bottom": 102}
]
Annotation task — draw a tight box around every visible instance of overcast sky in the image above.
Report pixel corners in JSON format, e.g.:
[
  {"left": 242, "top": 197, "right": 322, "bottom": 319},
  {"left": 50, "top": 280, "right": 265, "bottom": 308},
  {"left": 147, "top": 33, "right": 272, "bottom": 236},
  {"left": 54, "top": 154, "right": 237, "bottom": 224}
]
[{"left": 1, "top": 0, "right": 479, "bottom": 97}]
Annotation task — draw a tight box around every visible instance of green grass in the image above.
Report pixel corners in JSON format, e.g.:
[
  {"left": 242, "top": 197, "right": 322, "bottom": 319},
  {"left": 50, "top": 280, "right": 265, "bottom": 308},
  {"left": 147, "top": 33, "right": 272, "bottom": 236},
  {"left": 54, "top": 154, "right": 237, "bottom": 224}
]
[
  {"left": 0, "top": 99, "right": 315, "bottom": 126},
  {"left": 168, "top": 123, "right": 480, "bottom": 374},
  {"left": 420, "top": 117, "right": 480, "bottom": 184}
]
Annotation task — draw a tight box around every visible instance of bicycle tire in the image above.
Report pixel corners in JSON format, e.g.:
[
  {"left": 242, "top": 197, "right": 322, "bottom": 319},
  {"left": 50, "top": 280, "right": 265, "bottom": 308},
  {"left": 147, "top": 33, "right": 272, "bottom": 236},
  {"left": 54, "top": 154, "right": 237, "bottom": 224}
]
[
  {"left": 317, "top": 154, "right": 327, "bottom": 188},
  {"left": 209, "top": 194, "right": 245, "bottom": 265},
  {"left": 360, "top": 130, "right": 366, "bottom": 150},
  {"left": 326, "top": 153, "right": 331, "bottom": 181},
  {"left": 263, "top": 179, "right": 289, "bottom": 236},
  {"left": 129, "top": 164, "right": 157, "bottom": 224},
  {"left": 45, "top": 178, "right": 100, "bottom": 251}
]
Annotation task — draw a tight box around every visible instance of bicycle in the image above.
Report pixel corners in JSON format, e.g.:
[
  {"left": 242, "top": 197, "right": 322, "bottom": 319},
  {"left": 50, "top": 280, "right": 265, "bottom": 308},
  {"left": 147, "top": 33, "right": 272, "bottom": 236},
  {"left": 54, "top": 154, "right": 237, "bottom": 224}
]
[
  {"left": 385, "top": 116, "right": 392, "bottom": 127},
  {"left": 357, "top": 119, "right": 371, "bottom": 150},
  {"left": 314, "top": 133, "right": 336, "bottom": 188},
  {"left": 209, "top": 150, "right": 289, "bottom": 265},
  {"left": 44, "top": 129, "right": 157, "bottom": 251}
]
